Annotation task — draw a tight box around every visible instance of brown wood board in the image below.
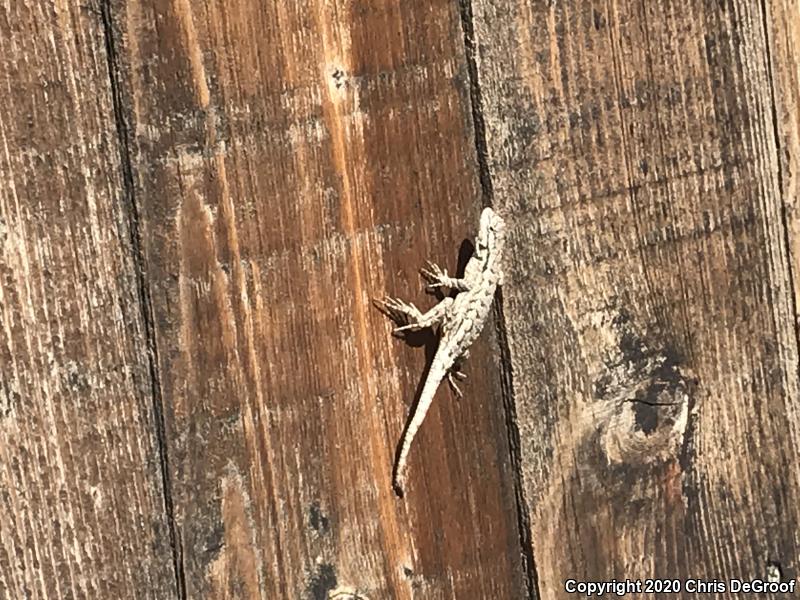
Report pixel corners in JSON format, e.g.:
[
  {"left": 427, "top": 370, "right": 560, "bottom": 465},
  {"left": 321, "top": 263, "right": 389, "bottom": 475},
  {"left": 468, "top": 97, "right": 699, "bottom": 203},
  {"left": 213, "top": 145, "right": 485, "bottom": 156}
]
[
  {"left": 109, "top": 0, "right": 530, "bottom": 597},
  {"left": 0, "top": 1, "right": 178, "bottom": 599}
]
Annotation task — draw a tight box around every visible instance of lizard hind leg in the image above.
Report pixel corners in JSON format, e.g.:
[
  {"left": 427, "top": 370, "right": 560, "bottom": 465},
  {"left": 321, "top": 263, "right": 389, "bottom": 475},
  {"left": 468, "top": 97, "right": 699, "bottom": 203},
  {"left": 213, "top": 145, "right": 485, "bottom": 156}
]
[
  {"left": 446, "top": 350, "right": 469, "bottom": 396},
  {"left": 446, "top": 372, "right": 464, "bottom": 398}
]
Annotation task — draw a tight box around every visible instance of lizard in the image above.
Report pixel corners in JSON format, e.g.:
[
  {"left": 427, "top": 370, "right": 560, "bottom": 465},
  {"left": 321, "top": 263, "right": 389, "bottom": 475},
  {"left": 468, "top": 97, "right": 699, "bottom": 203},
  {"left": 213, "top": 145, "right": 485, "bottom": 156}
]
[{"left": 375, "top": 207, "right": 507, "bottom": 495}]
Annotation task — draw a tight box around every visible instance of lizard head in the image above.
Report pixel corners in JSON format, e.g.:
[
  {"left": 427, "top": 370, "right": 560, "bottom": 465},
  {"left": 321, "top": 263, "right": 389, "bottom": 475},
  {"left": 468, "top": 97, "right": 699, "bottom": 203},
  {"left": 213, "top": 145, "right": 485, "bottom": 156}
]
[{"left": 474, "top": 207, "right": 506, "bottom": 261}]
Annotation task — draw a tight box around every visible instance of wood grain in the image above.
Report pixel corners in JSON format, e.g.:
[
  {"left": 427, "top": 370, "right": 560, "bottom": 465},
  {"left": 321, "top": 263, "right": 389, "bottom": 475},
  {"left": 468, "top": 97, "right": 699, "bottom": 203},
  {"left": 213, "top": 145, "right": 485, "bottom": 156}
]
[
  {"left": 0, "top": 1, "right": 178, "bottom": 599},
  {"left": 768, "top": 0, "right": 800, "bottom": 347},
  {"left": 109, "top": 0, "right": 529, "bottom": 597},
  {"left": 6, "top": 0, "right": 800, "bottom": 597},
  {"left": 469, "top": 0, "right": 800, "bottom": 596}
]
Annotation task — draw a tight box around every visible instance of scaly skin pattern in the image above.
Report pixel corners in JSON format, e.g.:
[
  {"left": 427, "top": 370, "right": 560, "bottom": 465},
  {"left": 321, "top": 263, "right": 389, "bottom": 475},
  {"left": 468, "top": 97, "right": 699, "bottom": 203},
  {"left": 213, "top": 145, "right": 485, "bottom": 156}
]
[{"left": 376, "top": 207, "right": 507, "bottom": 495}]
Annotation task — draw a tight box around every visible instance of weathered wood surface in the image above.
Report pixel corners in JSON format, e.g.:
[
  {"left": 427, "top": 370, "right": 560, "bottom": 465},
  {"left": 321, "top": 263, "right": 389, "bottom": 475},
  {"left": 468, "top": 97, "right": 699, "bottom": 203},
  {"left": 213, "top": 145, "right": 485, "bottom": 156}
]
[
  {"left": 3, "top": 0, "right": 800, "bottom": 598},
  {"left": 770, "top": 1, "right": 800, "bottom": 314},
  {"left": 0, "top": 2, "right": 178, "bottom": 599},
  {"left": 470, "top": 0, "right": 800, "bottom": 597}
]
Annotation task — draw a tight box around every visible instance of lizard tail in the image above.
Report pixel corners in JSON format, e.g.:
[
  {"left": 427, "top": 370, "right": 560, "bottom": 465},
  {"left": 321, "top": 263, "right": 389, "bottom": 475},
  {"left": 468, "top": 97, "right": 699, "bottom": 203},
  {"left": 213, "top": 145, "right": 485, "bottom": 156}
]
[{"left": 392, "top": 362, "right": 448, "bottom": 495}]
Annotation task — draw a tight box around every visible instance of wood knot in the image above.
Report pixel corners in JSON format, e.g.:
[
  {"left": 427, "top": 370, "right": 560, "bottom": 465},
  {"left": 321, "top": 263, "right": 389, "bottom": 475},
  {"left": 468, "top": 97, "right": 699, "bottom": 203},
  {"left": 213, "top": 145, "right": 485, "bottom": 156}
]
[{"left": 589, "top": 310, "right": 695, "bottom": 467}]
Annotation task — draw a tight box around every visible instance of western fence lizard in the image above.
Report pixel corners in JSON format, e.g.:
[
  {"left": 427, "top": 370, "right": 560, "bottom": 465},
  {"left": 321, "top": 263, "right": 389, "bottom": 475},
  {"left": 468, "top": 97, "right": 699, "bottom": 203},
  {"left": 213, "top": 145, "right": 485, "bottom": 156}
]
[{"left": 376, "top": 207, "right": 507, "bottom": 495}]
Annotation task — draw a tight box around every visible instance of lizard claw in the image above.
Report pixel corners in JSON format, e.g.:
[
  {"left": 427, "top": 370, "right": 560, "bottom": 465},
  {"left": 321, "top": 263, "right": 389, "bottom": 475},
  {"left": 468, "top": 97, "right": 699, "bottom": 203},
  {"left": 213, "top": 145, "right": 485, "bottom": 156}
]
[
  {"left": 374, "top": 296, "right": 425, "bottom": 336},
  {"left": 420, "top": 261, "right": 450, "bottom": 290},
  {"left": 374, "top": 296, "right": 418, "bottom": 322}
]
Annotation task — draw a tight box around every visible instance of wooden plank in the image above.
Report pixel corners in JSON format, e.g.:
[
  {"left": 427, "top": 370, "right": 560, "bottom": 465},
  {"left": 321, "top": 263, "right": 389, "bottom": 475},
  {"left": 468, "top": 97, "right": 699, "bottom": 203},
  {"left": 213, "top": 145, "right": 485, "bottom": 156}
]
[
  {"left": 767, "top": 1, "right": 800, "bottom": 339},
  {"left": 110, "top": 0, "right": 528, "bottom": 597},
  {"left": 0, "top": 2, "right": 178, "bottom": 599},
  {"left": 468, "top": 0, "right": 800, "bottom": 596}
]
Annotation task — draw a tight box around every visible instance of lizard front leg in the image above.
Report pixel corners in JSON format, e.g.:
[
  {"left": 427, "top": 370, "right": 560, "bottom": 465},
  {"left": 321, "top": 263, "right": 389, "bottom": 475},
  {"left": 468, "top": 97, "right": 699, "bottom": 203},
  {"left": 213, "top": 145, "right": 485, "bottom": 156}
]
[
  {"left": 375, "top": 296, "right": 453, "bottom": 333},
  {"left": 420, "top": 261, "right": 471, "bottom": 292}
]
